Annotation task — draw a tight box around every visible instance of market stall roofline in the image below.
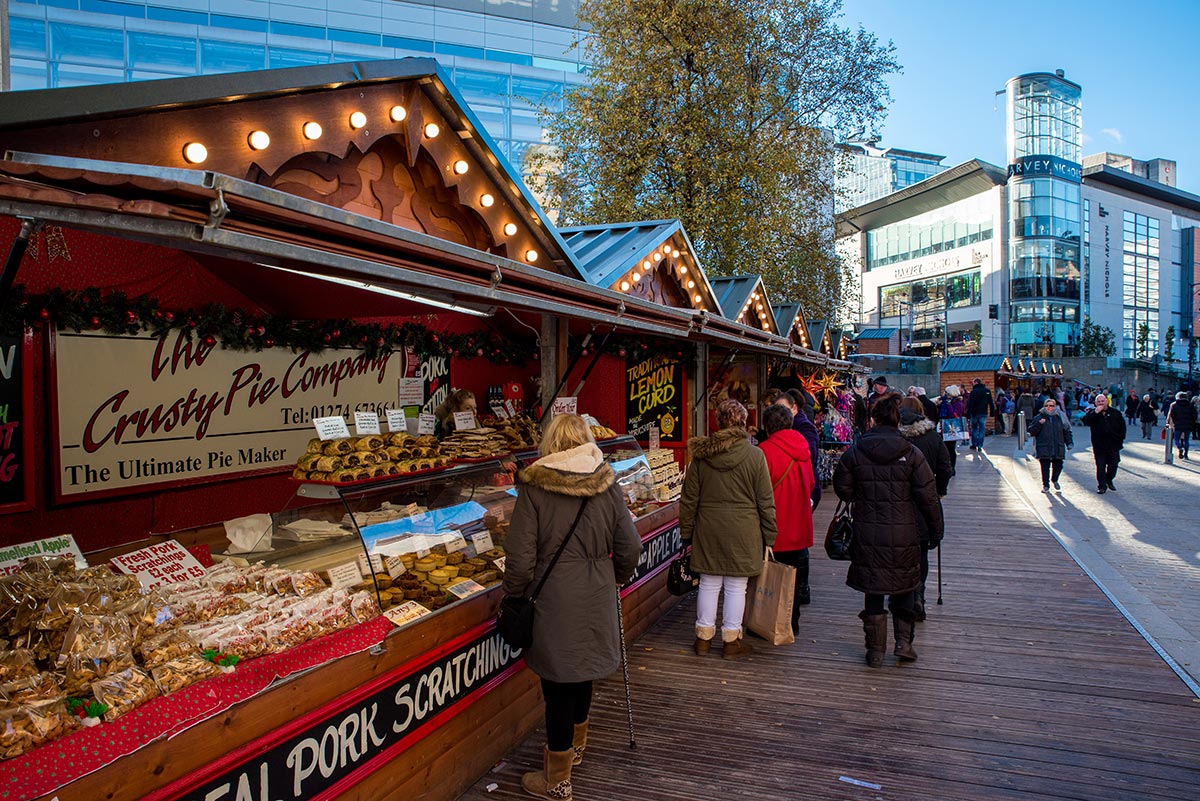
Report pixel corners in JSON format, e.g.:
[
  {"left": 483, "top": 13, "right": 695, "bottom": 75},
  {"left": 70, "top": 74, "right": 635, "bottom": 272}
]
[{"left": 0, "top": 57, "right": 580, "bottom": 279}]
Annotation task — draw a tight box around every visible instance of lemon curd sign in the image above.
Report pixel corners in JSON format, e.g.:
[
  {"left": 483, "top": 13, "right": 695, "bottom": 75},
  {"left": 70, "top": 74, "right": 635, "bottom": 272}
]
[
  {"left": 54, "top": 331, "right": 405, "bottom": 497},
  {"left": 625, "top": 353, "right": 683, "bottom": 442}
]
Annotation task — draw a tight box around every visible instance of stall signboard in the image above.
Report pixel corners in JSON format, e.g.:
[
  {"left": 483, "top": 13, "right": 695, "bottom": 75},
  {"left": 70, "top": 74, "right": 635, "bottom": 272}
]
[
  {"left": 0, "top": 533, "right": 87, "bottom": 576},
  {"left": 53, "top": 331, "right": 412, "bottom": 499},
  {"left": 0, "top": 331, "right": 34, "bottom": 512},
  {"left": 110, "top": 539, "right": 207, "bottom": 588},
  {"left": 418, "top": 350, "right": 451, "bottom": 416},
  {"left": 625, "top": 353, "right": 684, "bottom": 442}
]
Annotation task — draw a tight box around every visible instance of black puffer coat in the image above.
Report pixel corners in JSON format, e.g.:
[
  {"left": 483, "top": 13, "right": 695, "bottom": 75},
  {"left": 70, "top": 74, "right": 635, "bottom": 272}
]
[
  {"left": 833, "top": 426, "right": 943, "bottom": 594},
  {"left": 1026, "top": 409, "right": 1073, "bottom": 460},
  {"left": 898, "top": 410, "right": 952, "bottom": 550}
]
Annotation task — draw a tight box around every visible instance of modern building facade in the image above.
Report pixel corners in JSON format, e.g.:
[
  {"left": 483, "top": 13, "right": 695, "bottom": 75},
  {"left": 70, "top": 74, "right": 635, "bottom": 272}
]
[
  {"left": 838, "top": 69, "right": 1200, "bottom": 364},
  {"left": 836, "top": 141, "right": 946, "bottom": 212},
  {"left": 2, "top": 0, "right": 590, "bottom": 175}
]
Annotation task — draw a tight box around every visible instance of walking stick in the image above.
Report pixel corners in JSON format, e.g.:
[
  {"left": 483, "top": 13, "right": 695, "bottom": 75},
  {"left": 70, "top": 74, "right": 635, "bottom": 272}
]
[
  {"left": 615, "top": 589, "right": 636, "bottom": 749},
  {"left": 936, "top": 545, "right": 943, "bottom": 605}
]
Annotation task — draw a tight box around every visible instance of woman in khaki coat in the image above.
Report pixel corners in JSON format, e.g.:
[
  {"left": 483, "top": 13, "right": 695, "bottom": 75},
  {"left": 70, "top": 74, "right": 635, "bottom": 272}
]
[
  {"left": 504, "top": 414, "right": 642, "bottom": 801},
  {"left": 680, "top": 399, "right": 777, "bottom": 659}
]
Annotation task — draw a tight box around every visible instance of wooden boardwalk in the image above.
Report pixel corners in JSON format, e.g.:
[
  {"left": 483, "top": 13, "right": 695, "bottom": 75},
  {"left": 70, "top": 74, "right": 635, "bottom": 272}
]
[{"left": 455, "top": 453, "right": 1200, "bottom": 801}]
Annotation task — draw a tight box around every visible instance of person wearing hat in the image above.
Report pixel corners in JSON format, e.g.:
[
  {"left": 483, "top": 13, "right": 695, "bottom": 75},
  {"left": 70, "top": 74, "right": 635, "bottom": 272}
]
[
  {"left": 865, "top": 376, "right": 889, "bottom": 430},
  {"left": 1167, "top": 391, "right": 1196, "bottom": 460}
]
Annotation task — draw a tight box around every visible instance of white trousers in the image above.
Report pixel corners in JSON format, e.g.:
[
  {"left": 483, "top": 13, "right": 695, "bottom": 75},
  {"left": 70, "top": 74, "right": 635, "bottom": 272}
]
[{"left": 695, "top": 574, "right": 749, "bottom": 641}]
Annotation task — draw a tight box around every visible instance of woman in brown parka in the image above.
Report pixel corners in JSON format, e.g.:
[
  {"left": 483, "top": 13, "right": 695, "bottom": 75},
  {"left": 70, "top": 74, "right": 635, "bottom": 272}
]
[
  {"left": 834, "top": 393, "right": 943, "bottom": 668},
  {"left": 504, "top": 414, "right": 642, "bottom": 801},
  {"left": 680, "top": 399, "right": 777, "bottom": 660}
]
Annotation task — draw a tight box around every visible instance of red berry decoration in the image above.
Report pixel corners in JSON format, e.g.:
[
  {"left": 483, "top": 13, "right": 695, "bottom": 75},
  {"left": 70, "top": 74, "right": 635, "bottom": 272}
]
[
  {"left": 360, "top": 335, "right": 369, "bottom": 344},
  {"left": 322, "top": 334, "right": 331, "bottom": 344},
  {"left": 90, "top": 316, "right": 102, "bottom": 330},
  {"left": 203, "top": 335, "right": 216, "bottom": 347},
  {"left": 125, "top": 310, "right": 137, "bottom": 324},
  {"left": 187, "top": 319, "right": 197, "bottom": 328},
  {"left": 263, "top": 337, "right": 275, "bottom": 348},
  {"left": 256, "top": 326, "right": 265, "bottom": 336},
  {"left": 164, "top": 311, "right": 175, "bottom": 324},
  {"left": 331, "top": 329, "right": 341, "bottom": 339},
  {"left": 38, "top": 308, "right": 50, "bottom": 320},
  {"left": 151, "top": 309, "right": 162, "bottom": 320},
  {"left": 476, "top": 348, "right": 485, "bottom": 357},
  {"left": 641, "top": 343, "right": 648, "bottom": 350},
  {"left": 618, "top": 348, "right": 627, "bottom": 357},
  {"left": 431, "top": 334, "right": 439, "bottom": 343}
]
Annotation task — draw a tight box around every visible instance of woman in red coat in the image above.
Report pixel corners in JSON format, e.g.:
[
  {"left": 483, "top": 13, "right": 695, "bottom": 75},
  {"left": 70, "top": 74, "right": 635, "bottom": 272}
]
[{"left": 758, "top": 404, "right": 816, "bottom": 633}]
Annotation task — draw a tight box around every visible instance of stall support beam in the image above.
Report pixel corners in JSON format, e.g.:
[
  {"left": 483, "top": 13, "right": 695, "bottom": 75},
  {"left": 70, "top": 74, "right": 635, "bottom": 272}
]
[
  {"left": 693, "top": 343, "right": 709, "bottom": 439},
  {"left": 539, "top": 315, "right": 564, "bottom": 425}
]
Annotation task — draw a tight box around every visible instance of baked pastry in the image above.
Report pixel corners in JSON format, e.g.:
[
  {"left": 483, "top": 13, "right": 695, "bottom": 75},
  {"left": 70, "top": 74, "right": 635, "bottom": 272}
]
[
  {"left": 322, "top": 439, "right": 352, "bottom": 455},
  {"left": 446, "top": 552, "right": 464, "bottom": 566},
  {"left": 306, "top": 438, "right": 324, "bottom": 454}
]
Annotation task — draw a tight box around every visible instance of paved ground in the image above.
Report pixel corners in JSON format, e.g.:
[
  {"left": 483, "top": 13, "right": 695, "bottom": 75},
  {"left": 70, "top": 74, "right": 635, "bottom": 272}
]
[{"left": 980, "top": 423, "right": 1200, "bottom": 691}]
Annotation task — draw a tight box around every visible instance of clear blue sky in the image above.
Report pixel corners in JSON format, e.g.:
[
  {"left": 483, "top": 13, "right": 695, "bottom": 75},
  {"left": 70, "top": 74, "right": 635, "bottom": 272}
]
[{"left": 839, "top": 0, "right": 1200, "bottom": 195}]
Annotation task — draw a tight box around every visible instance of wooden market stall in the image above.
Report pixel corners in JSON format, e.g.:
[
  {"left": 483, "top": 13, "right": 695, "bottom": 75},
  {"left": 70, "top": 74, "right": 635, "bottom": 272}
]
[
  {"left": 0, "top": 59, "right": 702, "bottom": 801},
  {"left": 939, "top": 354, "right": 1065, "bottom": 433}
]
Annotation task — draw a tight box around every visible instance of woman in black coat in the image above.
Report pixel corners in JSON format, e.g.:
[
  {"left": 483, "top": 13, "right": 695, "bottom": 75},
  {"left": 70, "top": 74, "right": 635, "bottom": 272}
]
[
  {"left": 1138, "top": 394, "right": 1158, "bottom": 440},
  {"left": 1026, "top": 397, "right": 1073, "bottom": 492},
  {"left": 834, "top": 393, "right": 944, "bottom": 668},
  {"left": 898, "top": 397, "right": 951, "bottom": 621}
]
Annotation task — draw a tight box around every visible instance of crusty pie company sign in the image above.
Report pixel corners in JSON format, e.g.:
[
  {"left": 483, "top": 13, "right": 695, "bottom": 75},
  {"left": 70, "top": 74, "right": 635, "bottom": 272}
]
[{"left": 54, "top": 331, "right": 407, "bottom": 497}]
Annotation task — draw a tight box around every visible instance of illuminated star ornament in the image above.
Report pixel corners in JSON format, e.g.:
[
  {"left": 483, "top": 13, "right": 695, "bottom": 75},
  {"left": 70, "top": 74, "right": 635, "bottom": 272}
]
[
  {"left": 813, "top": 371, "right": 841, "bottom": 399},
  {"left": 799, "top": 371, "right": 824, "bottom": 398}
]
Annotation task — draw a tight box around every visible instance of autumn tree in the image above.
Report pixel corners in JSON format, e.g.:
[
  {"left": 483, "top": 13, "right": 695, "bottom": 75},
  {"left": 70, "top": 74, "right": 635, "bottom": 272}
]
[{"left": 531, "top": 0, "right": 898, "bottom": 320}]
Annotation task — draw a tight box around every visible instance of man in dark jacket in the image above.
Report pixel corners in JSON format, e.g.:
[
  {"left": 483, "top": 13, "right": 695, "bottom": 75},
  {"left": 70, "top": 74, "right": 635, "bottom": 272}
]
[
  {"left": 965, "top": 378, "right": 996, "bottom": 451},
  {"left": 1167, "top": 392, "right": 1196, "bottom": 460},
  {"left": 1083, "top": 394, "right": 1126, "bottom": 493}
]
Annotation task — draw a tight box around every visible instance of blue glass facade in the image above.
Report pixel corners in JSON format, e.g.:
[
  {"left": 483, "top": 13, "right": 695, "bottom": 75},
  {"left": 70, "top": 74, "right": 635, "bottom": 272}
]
[
  {"left": 5, "top": 0, "right": 588, "bottom": 174},
  {"left": 1006, "top": 72, "right": 1083, "bottom": 357}
]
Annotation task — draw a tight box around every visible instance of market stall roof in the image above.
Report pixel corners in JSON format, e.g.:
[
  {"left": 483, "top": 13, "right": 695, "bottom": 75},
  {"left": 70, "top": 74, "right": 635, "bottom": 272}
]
[
  {"left": 942, "top": 354, "right": 1008, "bottom": 373},
  {"left": 557, "top": 220, "right": 721, "bottom": 314},
  {"left": 855, "top": 328, "right": 898, "bottom": 340},
  {"left": 808, "top": 320, "right": 835, "bottom": 355},
  {"left": 0, "top": 57, "right": 581, "bottom": 280},
  {"left": 710, "top": 275, "right": 779, "bottom": 336},
  {"left": 773, "top": 303, "right": 813, "bottom": 350}
]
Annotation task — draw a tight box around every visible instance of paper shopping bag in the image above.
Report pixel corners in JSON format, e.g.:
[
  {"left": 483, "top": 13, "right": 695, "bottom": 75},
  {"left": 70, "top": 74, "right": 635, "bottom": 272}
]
[{"left": 745, "top": 553, "right": 796, "bottom": 646}]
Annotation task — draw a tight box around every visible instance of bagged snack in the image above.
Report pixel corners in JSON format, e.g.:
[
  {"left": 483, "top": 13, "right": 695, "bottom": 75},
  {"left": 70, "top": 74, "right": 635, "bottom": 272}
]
[
  {"left": 150, "top": 653, "right": 220, "bottom": 696},
  {"left": 37, "top": 583, "right": 102, "bottom": 631},
  {"left": 348, "top": 591, "right": 382, "bottom": 623},
  {"left": 138, "top": 628, "right": 199, "bottom": 669},
  {"left": 291, "top": 571, "right": 327, "bottom": 597},
  {"left": 0, "top": 698, "right": 79, "bottom": 759},
  {"left": 60, "top": 615, "right": 135, "bottom": 696},
  {"left": 0, "top": 649, "right": 37, "bottom": 682},
  {"left": 0, "top": 672, "right": 62, "bottom": 704},
  {"left": 92, "top": 666, "right": 159, "bottom": 722}
]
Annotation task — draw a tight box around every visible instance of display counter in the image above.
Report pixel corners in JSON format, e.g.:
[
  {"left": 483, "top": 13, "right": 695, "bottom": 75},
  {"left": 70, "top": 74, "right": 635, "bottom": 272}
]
[{"left": 15, "top": 437, "right": 682, "bottom": 801}]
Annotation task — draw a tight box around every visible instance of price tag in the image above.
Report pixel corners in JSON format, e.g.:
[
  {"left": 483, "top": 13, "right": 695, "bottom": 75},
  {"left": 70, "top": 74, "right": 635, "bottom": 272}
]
[
  {"left": 327, "top": 561, "right": 363, "bottom": 590},
  {"left": 550, "top": 397, "right": 578, "bottom": 417},
  {"left": 471, "top": 531, "right": 494, "bottom": 553},
  {"left": 398, "top": 377, "right": 424, "bottom": 406},
  {"left": 446, "top": 579, "right": 486, "bottom": 599},
  {"left": 408, "top": 534, "right": 432, "bottom": 558},
  {"left": 444, "top": 530, "right": 468, "bottom": 553},
  {"left": 649, "top": 425, "right": 660, "bottom": 451},
  {"left": 491, "top": 404, "right": 509, "bottom": 419},
  {"left": 505, "top": 399, "right": 518, "bottom": 417},
  {"left": 385, "top": 601, "right": 432, "bottom": 627},
  {"left": 453, "top": 411, "right": 478, "bottom": 431},
  {"left": 385, "top": 409, "right": 407, "bottom": 432},
  {"left": 417, "top": 413, "right": 436, "bottom": 436},
  {"left": 385, "top": 555, "right": 407, "bottom": 579},
  {"left": 357, "top": 553, "right": 384, "bottom": 576},
  {"left": 493, "top": 556, "right": 506, "bottom": 573},
  {"left": 314, "top": 416, "right": 351, "bottom": 440},
  {"left": 354, "top": 411, "right": 381, "bottom": 435}
]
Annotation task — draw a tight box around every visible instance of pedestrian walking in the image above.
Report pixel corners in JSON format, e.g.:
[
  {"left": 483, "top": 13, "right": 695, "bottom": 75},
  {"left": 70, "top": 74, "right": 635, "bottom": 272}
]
[
  {"left": 503, "top": 414, "right": 643, "bottom": 801},
  {"left": 833, "top": 393, "right": 943, "bottom": 668},
  {"left": 1138, "top": 394, "right": 1158, "bottom": 439},
  {"left": 1082, "top": 394, "right": 1127, "bottom": 494},
  {"left": 966, "top": 378, "right": 996, "bottom": 451},
  {"left": 1167, "top": 391, "right": 1196, "bottom": 460},
  {"left": 758, "top": 404, "right": 817, "bottom": 631},
  {"left": 916, "top": 386, "right": 940, "bottom": 423},
  {"left": 1124, "top": 390, "right": 1140, "bottom": 426},
  {"left": 1001, "top": 393, "right": 1016, "bottom": 436},
  {"left": 898, "top": 397, "right": 951, "bottom": 621},
  {"left": 774, "top": 389, "right": 822, "bottom": 509},
  {"left": 1026, "top": 397, "right": 1073, "bottom": 493},
  {"left": 680, "top": 399, "right": 778, "bottom": 660},
  {"left": 937, "top": 385, "right": 965, "bottom": 474}
]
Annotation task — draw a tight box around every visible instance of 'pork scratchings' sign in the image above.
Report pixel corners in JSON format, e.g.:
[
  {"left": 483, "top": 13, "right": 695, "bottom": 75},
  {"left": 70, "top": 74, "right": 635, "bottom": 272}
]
[
  {"left": 625, "top": 353, "right": 683, "bottom": 442},
  {"left": 54, "top": 331, "right": 407, "bottom": 497},
  {"left": 177, "top": 631, "right": 522, "bottom": 801}
]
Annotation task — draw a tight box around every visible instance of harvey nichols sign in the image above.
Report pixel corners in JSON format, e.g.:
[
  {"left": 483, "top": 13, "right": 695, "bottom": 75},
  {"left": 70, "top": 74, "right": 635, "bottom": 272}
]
[{"left": 1007, "top": 155, "right": 1082, "bottom": 182}]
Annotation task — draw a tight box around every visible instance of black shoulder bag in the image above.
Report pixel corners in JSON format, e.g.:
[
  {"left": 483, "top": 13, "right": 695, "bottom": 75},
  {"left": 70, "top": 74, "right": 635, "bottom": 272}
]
[{"left": 497, "top": 498, "right": 589, "bottom": 649}]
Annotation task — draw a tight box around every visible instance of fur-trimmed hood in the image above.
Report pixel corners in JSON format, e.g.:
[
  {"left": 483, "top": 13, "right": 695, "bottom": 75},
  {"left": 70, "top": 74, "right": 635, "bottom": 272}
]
[
  {"left": 688, "top": 427, "right": 752, "bottom": 470},
  {"left": 898, "top": 410, "right": 935, "bottom": 439},
  {"left": 518, "top": 443, "right": 615, "bottom": 497}
]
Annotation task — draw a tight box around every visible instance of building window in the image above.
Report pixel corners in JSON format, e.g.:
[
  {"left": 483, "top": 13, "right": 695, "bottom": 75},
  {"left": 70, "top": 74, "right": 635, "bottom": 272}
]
[
  {"left": 879, "top": 270, "right": 981, "bottom": 320},
  {"left": 865, "top": 193, "right": 993, "bottom": 269},
  {"left": 1122, "top": 211, "right": 1160, "bottom": 357}
]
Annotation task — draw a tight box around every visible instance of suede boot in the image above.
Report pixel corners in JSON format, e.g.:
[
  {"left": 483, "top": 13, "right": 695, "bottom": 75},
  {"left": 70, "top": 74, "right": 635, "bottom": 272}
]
[
  {"left": 694, "top": 625, "right": 715, "bottom": 656},
  {"left": 522, "top": 747, "right": 573, "bottom": 800},
  {"left": 859, "top": 611, "right": 888, "bottom": 668},
  {"left": 721, "top": 628, "right": 753, "bottom": 660},
  {"left": 892, "top": 615, "right": 918, "bottom": 662},
  {"left": 571, "top": 720, "right": 588, "bottom": 766}
]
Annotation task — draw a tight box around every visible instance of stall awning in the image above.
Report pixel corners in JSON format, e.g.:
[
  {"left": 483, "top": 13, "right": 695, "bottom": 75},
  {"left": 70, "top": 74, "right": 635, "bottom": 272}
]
[
  {"left": 773, "top": 303, "right": 813, "bottom": 350},
  {"left": 855, "top": 328, "right": 897, "bottom": 340},
  {"left": 941, "top": 354, "right": 1008, "bottom": 373}
]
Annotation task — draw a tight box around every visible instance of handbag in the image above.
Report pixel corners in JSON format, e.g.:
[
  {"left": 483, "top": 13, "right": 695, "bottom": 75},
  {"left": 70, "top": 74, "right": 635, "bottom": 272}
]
[
  {"left": 823, "top": 500, "right": 854, "bottom": 561},
  {"left": 496, "top": 498, "right": 588, "bottom": 649},
  {"left": 667, "top": 547, "right": 699, "bottom": 596}
]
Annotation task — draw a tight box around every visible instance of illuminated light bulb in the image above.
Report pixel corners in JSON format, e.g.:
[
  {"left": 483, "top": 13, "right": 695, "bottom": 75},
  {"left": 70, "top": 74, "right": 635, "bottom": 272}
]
[
  {"left": 632, "top": 272, "right": 642, "bottom": 282},
  {"left": 503, "top": 223, "right": 518, "bottom": 236},
  {"left": 679, "top": 266, "right": 688, "bottom": 275},
  {"left": 303, "top": 121, "right": 323, "bottom": 140},
  {"left": 619, "top": 281, "right": 630, "bottom": 291},
  {"left": 687, "top": 280, "right": 695, "bottom": 289},
  {"left": 424, "top": 122, "right": 440, "bottom": 138},
  {"left": 663, "top": 244, "right": 672, "bottom": 253},
  {"left": 349, "top": 111, "right": 367, "bottom": 129},
  {"left": 525, "top": 249, "right": 538, "bottom": 262},
  {"left": 480, "top": 193, "right": 495, "bottom": 207},
  {"left": 653, "top": 252, "right": 662, "bottom": 261},
  {"left": 182, "top": 142, "right": 208, "bottom": 163},
  {"left": 641, "top": 260, "right": 650, "bottom": 270},
  {"left": 672, "top": 250, "right": 680, "bottom": 258},
  {"left": 693, "top": 294, "right": 702, "bottom": 303},
  {"left": 756, "top": 303, "right": 764, "bottom": 311},
  {"left": 453, "top": 160, "right": 469, "bottom": 175},
  {"left": 247, "top": 130, "right": 270, "bottom": 150},
  {"left": 390, "top": 105, "right": 407, "bottom": 122}
]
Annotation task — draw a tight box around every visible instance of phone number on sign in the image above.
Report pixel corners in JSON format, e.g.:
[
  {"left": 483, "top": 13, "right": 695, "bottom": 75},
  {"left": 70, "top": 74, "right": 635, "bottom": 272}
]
[{"left": 281, "top": 401, "right": 397, "bottom": 425}]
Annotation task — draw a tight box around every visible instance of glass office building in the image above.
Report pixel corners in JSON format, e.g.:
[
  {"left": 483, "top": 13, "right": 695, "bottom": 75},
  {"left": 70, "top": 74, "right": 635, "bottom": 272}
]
[
  {"left": 837, "top": 142, "right": 946, "bottom": 212},
  {"left": 1005, "top": 70, "right": 1083, "bottom": 357},
  {"left": 3, "top": 0, "right": 590, "bottom": 175}
]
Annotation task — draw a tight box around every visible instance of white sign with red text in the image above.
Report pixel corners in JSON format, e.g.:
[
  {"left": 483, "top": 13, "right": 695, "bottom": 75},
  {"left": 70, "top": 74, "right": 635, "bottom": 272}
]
[
  {"left": 110, "top": 540, "right": 206, "bottom": 589},
  {"left": 54, "top": 331, "right": 410, "bottom": 496}
]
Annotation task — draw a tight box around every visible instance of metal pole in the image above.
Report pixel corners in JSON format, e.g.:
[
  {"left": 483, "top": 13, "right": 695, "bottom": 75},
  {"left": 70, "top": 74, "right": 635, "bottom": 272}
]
[
  {"left": 1017, "top": 411, "right": 1027, "bottom": 450},
  {"left": 1164, "top": 422, "right": 1174, "bottom": 465},
  {"left": 614, "top": 589, "right": 636, "bottom": 749},
  {"left": 936, "top": 546, "right": 943, "bottom": 605}
]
